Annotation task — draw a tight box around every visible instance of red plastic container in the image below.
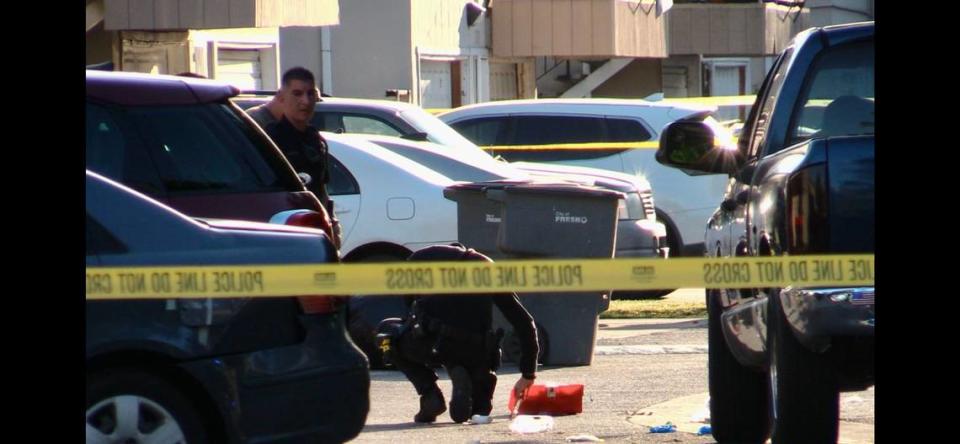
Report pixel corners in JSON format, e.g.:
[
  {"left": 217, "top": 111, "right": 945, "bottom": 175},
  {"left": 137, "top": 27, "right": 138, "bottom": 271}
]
[{"left": 508, "top": 383, "right": 584, "bottom": 416}]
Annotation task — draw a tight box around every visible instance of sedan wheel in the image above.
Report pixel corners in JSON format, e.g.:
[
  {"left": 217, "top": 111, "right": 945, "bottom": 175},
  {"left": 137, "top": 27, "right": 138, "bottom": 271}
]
[
  {"left": 86, "top": 395, "right": 186, "bottom": 444},
  {"left": 87, "top": 369, "right": 208, "bottom": 444}
]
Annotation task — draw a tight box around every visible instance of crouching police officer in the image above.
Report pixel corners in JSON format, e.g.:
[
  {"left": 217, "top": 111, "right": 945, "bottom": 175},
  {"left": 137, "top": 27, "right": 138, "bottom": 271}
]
[{"left": 377, "top": 244, "right": 538, "bottom": 424}]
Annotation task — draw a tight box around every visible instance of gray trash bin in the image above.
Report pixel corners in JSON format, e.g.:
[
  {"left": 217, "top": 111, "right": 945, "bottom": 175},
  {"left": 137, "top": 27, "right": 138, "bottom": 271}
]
[
  {"left": 442, "top": 180, "right": 529, "bottom": 258},
  {"left": 444, "top": 181, "right": 623, "bottom": 366},
  {"left": 488, "top": 184, "right": 621, "bottom": 258}
]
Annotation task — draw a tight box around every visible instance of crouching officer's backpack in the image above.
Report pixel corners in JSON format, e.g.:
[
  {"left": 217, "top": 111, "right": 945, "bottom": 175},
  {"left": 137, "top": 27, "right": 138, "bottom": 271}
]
[{"left": 375, "top": 243, "right": 506, "bottom": 369}]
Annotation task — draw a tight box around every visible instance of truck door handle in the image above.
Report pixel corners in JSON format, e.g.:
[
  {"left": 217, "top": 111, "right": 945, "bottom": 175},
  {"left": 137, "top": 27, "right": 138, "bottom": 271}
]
[
  {"left": 722, "top": 190, "right": 751, "bottom": 211},
  {"left": 735, "top": 190, "right": 750, "bottom": 205}
]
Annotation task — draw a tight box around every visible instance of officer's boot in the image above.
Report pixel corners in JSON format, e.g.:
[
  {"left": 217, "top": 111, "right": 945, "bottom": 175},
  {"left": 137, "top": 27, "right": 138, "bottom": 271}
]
[
  {"left": 448, "top": 366, "right": 473, "bottom": 423},
  {"left": 469, "top": 371, "right": 497, "bottom": 424},
  {"left": 414, "top": 387, "right": 446, "bottom": 423}
]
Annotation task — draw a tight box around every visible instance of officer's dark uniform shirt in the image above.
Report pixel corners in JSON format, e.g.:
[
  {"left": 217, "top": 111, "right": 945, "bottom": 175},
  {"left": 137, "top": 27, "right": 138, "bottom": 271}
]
[
  {"left": 416, "top": 292, "right": 538, "bottom": 378},
  {"left": 265, "top": 116, "right": 330, "bottom": 205}
]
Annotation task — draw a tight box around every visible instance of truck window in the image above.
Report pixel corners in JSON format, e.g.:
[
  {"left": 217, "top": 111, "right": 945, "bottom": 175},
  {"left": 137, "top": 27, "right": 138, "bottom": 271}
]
[
  {"left": 738, "top": 51, "right": 785, "bottom": 158},
  {"left": 787, "top": 40, "right": 874, "bottom": 144},
  {"left": 747, "top": 49, "right": 793, "bottom": 159}
]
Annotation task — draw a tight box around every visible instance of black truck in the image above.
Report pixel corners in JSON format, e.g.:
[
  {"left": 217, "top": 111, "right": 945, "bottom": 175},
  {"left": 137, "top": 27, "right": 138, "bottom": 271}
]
[{"left": 655, "top": 21, "right": 874, "bottom": 443}]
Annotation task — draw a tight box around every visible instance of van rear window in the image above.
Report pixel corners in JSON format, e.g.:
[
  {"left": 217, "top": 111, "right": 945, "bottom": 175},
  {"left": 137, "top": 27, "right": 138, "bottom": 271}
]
[{"left": 87, "top": 101, "right": 301, "bottom": 196}]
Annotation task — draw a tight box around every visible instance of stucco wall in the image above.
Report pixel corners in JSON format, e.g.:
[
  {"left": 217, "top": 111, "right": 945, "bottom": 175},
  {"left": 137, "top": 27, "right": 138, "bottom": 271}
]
[
  {"left": 279, "top": 26, "right": 324, "bottom": 89},
  {"left": 411, "top": 0, "right": 486, "bottom": 53},
  {"left": 86, "top": 26, "right": 114, "bottom": 66},
  {"left": 329, "top": 0, "right": 413, "bottom": 99},
  {"left": 592, "top": 59, "right": 663, "bottom": 99},
  {"left": 662, "top": 55, "right": 701, "bottom": 97}
]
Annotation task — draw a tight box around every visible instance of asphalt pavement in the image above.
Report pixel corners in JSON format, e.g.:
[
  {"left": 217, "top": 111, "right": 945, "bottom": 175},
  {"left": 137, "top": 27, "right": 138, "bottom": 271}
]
[{"left": 349, "top": 289, "right": 874, "bottom": 443}]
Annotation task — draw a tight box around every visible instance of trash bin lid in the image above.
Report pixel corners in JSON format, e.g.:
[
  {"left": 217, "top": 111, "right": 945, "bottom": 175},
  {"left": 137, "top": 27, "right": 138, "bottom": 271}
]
[
  {"left": 445, "top": 179, "right": 533, "bottom": 192},
  {"left": 444, "top": 179, "right": 535, "bottom": 201},
  {"left": 501, "top": 183, "right": 625, "bottom": 200}
]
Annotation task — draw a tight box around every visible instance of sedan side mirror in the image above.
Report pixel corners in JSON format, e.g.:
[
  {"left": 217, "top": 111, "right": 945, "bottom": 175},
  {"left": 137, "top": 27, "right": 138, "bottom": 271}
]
[{"left": 655, "top": 121, "right": 743, "bottom": 176}]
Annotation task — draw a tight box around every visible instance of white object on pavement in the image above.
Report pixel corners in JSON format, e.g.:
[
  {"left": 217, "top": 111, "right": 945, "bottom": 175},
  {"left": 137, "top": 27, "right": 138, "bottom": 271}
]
[
  {"left": 566, "top": 434, "right": 604, "bottom": 442},
  {"left": 469, "top": 414, "right": 492, "bottom": 424},
  {"left": 509, "top": 415, "right": 555, "bottom": 434},
  {"left": 691, "top": 396, "right": 711, "bottom": 424}
]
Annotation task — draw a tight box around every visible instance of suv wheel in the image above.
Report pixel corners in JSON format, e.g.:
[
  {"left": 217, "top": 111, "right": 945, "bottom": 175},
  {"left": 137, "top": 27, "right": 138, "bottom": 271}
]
[
  {"left": 767, "top": 293, "right": 840, "bottom": 443},
  {"left": 707, "top": 289, "right": 769, "bottom": 443},
  {"left": 86, "top": 368, "right": 208, "bottom": 444}
]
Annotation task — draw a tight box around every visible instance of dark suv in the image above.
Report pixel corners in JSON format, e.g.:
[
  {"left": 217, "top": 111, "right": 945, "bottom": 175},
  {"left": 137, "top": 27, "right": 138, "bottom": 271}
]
[{"left": 86, "top": 70, "right": 335, "bottom": 240}]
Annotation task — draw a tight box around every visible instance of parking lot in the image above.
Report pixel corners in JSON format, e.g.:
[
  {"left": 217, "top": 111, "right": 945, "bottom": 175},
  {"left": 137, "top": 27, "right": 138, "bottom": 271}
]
[
  {"left": 351, "top": 290, "right": 874, "bottom": 443},
  {"left": 87, "top": 4, "right": 874, "bottom": 442}
]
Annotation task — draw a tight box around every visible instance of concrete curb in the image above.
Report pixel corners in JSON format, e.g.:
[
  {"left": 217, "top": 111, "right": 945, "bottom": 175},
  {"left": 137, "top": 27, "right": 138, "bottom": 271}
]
[{"left": 627, "top": 392, "right": 874, "bottom": 443}]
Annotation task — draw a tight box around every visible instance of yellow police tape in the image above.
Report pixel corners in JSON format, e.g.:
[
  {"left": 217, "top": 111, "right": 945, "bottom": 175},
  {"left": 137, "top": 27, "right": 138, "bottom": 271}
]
[
  {"left": 424, "top": 95, "right": 759, "bottom": 116},
  {"left": 86, "top": 255, "right": 874, "bottom": 300},
  {"left": 660, "top": 95, "right": 757, "bottom": 107},
  {"left": 479, "top": 138, "right": 741, "bottom": 151},
  {"left": 481, "top": 141, "right": 660, "bottom": 151}
]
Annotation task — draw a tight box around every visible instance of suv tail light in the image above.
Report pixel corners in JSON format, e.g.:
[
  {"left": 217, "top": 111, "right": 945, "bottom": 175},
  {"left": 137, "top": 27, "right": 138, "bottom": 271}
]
[
  {"left": 298, "top": 295, "right": 345, "bottom": 314},
  {"left": 270, "top": 209, "right": 337, "bottom": 247},
  {"left": 269, "top": 209, "right": 343, "bottom": 314},
  {"left": 785, "top": 163, "right": 829, "bottom": 253}
]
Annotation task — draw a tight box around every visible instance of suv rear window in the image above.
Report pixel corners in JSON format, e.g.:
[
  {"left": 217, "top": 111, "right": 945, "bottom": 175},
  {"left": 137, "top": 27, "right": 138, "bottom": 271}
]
[
  {"left": 512, "top": 115, "right": 604, "bottom": 145},
  {"left": 86, "top": 102, "right": 164, "bottom": 195},
  {"left": 459, "top": 115, "right": 651, "bottom": 162},
  {"left": 449, "top": 117, "right": 506, "bottom": 147},
  {"left": 605, "top": 118, "right": 652, "bottom": 143},
  {"left": 86, "top": 101, "right": 300, "bottom": 196}
]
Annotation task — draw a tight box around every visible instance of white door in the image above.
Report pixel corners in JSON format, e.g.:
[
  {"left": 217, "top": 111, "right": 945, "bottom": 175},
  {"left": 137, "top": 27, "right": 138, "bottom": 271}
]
[
  {"left": 489, "top": 62, "right": 519, "bottom": 101},
  {"left": 705, "top": 59, "right": 749, "bottom": 121},
  {"left": 420, "top": 60, "right": 453, "bottom": 109},
  {"left": 217, "top": 49, "right": 262, "bottom": 90},
  {"left": 712, "top": 65, "right": 742, "bottom": 96}
]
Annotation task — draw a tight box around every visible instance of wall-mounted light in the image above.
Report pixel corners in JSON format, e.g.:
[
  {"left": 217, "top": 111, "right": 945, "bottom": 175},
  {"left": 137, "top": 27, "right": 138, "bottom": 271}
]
[
  {"left": 385, "top": 89, "right": 411, "bottom": 102},
  {"left": 466, "top": 2, "right": 486, "bottom": 27}
]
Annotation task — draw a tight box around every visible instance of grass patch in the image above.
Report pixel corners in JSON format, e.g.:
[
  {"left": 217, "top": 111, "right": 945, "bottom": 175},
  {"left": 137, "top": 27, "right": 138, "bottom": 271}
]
[{"left": 601, "top": 299, "right": 707, "bottom": 319}]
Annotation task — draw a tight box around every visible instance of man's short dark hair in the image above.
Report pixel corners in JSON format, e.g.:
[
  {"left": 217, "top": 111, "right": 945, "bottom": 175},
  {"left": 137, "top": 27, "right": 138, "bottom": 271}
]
[{"left": 282, "top": 67, "right": 316, "bottom": 87}]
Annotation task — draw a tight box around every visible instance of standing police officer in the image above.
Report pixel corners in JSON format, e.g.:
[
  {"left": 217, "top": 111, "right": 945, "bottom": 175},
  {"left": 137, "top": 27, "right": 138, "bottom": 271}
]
[
  {"left": 379, "top": 244, "right": 538, "bottom": 424},
  {"left": 257, "top": 67, "right": 341, "bottom": 247}
]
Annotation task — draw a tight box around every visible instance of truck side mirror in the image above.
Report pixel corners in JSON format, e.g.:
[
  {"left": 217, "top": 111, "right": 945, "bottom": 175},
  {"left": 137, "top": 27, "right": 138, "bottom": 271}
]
[{"left": 656, "top": 121, "right": 743, "bottom": 176}]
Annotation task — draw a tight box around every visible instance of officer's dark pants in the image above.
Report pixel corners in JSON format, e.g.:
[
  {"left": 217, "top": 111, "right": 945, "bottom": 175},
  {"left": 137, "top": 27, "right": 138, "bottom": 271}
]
[{"left": 393, "top": 329, "right": 498, "bottom": 416}]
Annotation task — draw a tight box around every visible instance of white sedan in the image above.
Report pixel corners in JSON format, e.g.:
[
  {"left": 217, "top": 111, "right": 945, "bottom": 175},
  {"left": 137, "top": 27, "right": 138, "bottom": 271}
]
[{"left": 324, "top": 132, "right": 462, "bottom": 261}]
